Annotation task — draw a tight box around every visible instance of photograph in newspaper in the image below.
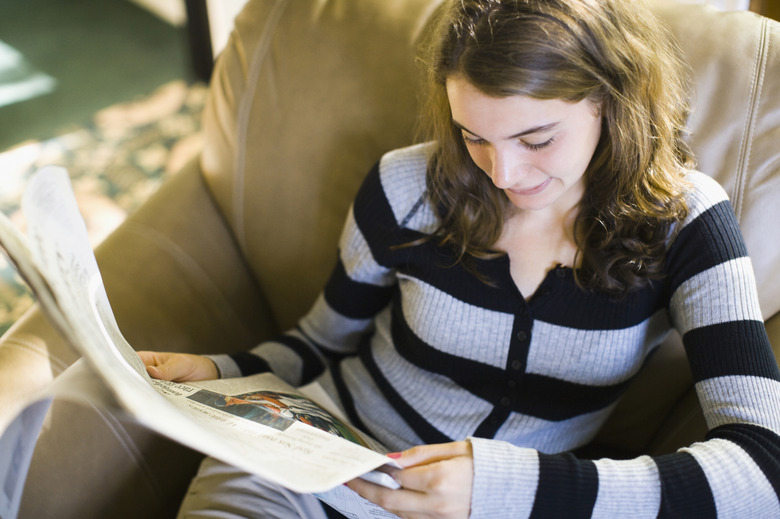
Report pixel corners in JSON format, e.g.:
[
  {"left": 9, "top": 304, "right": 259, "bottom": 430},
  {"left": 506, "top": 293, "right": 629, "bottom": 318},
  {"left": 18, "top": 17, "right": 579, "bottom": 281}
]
[{"left": 187, "top": 388, "right": 370, "bottom": 446}]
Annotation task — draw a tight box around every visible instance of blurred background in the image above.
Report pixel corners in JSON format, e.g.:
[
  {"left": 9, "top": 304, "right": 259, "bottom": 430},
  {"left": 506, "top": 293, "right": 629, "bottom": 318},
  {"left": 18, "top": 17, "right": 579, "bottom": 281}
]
[
  {"left": 0, "top": 0, "right": 249, "bottom": 333},
  {"left": 1, "top": 0, "right": 192, "bottom": 152}
]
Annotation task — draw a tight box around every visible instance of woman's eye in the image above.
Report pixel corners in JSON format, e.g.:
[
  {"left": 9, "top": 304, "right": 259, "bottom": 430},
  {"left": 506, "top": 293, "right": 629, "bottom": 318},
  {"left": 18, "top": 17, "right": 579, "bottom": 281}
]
[
  {"left": 524, "top": 137, "right": 555, "bottom": 151},
  {"left": 461, "top": 133, "right": 486, "bottom": 146},
  {"left": 461, "top": 132, "right": 554, "bottom": 150}
]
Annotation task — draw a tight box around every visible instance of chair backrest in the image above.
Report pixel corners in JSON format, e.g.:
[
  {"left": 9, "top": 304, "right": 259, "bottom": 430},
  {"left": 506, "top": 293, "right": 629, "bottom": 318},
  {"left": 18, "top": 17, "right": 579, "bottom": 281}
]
[
  {"left": 200, "top": 0, "right": 443, "bottom": 330},
  {"left": 200, "top": 0, "right": 780, "bottom": 452},
  {"left": 655, "top": 1, "right": 780, "bottom": 320}
]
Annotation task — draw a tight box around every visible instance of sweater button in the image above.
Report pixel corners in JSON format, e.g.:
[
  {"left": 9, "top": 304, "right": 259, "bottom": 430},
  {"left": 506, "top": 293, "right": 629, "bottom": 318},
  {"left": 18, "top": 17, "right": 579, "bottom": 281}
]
[
  {"left": 510, "top": 359, "right": 522, "bottom": 370},
  {"left": 515, "top": 330, "right": 528, "bottom": 342}
]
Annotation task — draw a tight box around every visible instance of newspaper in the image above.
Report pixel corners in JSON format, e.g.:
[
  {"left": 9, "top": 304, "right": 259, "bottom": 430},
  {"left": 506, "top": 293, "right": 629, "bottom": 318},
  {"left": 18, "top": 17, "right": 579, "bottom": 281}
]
[{"left": 0, "top": 167, "right": 400, "bottom": 519}]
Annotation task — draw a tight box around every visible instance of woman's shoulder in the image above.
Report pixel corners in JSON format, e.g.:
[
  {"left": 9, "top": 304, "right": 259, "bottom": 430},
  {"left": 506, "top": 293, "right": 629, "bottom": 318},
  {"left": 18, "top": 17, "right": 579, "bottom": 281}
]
[
  {"left": 376, "top": 142, "right": 438, "bottom": 230},
  {"left": 681, "top": 169, "right": 731, "bottom": 224},
  {"left": 378, "top": 142, "right": 437, "bottom": 184}
]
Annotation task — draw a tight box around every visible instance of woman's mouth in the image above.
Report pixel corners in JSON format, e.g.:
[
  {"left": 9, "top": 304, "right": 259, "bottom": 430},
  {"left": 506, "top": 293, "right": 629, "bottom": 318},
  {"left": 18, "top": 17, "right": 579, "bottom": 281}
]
[{"left": 507, "top": 178, "right": 552, "bottom": 196}]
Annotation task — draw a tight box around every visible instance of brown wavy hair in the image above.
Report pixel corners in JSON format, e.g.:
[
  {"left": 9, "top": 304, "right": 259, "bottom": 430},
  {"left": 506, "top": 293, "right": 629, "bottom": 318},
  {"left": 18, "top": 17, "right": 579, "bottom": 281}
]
[{"left": 417, "top": 0, "right": 694, "bottom": 296}]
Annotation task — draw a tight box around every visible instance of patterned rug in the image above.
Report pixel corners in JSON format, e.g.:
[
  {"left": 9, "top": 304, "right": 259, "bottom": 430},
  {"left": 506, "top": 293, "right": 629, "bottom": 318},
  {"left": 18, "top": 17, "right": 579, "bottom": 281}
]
[{"left": 0, "top": 79, "right": 208, "bottom": 335}]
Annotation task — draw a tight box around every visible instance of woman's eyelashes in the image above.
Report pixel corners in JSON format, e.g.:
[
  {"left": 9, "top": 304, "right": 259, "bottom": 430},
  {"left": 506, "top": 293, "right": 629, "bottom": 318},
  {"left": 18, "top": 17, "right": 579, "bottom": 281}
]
[
  {"left": 525, "top": 137, "right": 554, "bottom": 151},
  {"left": 461, "top": 133, "right": 486, "bottom": 146},
  {"left": 461, "top": 133, "right": 555, "bottom": 151}
]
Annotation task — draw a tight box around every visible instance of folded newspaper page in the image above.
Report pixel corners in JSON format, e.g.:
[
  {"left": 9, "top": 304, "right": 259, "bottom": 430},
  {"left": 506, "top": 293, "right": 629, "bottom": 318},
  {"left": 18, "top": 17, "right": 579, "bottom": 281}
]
[{"left": 0, "top": 167, "right": 400, "bottom": 519}]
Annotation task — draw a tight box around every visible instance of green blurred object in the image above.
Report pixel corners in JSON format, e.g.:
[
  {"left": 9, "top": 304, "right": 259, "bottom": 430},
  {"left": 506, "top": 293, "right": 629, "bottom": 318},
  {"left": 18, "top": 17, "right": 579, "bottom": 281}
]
[{"left": 0, "top": 0, "right": 196, "bottom": 151}]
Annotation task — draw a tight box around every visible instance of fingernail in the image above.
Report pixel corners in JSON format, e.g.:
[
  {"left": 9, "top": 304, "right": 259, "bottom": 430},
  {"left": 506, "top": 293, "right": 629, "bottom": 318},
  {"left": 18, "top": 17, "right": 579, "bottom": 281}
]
[{"left": 387, "top": 452, "right": 402, "bottom": 459}]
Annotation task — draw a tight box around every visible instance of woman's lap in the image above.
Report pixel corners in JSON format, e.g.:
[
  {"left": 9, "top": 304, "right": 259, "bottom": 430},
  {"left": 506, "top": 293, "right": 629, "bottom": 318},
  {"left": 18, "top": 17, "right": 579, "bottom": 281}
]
[{"left": 177, "top": 456, "right": 342, "bottom": 519}]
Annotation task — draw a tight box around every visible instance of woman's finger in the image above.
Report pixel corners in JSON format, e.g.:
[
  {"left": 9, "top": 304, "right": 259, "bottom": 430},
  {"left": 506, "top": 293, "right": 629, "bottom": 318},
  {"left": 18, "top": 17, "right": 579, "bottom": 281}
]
[
  {"left": 390, "top": 442, "right": 472, "bottom": 469},
  {"left": 394, "top": 452, "right": 473, "bottom": 495},
  {"left": 137, "top": 351, "right": 218, "bottom": 381}
]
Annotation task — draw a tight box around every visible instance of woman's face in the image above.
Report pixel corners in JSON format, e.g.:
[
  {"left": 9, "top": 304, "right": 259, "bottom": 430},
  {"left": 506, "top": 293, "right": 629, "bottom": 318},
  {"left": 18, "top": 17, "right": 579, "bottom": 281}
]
[{"left": 446, "top": 77, "right": 603, "bottom": 217}]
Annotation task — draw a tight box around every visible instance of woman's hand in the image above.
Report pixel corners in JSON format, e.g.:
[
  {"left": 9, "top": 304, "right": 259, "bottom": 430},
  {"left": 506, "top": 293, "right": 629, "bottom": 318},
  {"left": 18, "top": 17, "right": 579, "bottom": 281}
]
[
  {"left": 137, "top": 351, "right": 218, "bottom": 382},
  {"left": 346, "top": 441, "right": 474, "bottom": 519}
]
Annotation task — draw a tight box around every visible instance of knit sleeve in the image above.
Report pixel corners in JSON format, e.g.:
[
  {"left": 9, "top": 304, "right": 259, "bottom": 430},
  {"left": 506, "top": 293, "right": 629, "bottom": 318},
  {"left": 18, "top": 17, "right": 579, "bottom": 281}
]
[
  {"left": 660, "top": 172, "right": 780, "bottom": 515},
  {"left": 467, "top": 172, "right": 780, "bottom": 518}
]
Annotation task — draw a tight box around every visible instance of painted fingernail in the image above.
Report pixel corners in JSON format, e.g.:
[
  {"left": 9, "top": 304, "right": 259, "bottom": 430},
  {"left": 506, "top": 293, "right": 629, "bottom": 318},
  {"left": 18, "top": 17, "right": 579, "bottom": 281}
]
[{"left": 387, "top": 452, "right": 402, "bottom": 459}]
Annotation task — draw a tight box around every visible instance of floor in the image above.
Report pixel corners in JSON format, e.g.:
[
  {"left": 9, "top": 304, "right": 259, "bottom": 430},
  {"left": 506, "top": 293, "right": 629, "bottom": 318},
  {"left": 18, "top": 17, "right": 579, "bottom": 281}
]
[
  {"left": 0, "top": 0, "right": 207, "bottom": 334},
  {"left": 0, "top": 0, "right": 197, "bottom": 151}
]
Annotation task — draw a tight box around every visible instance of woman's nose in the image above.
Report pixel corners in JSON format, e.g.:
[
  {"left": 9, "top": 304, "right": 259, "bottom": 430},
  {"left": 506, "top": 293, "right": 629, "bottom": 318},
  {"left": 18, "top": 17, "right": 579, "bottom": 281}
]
[{"left": 490, "top": 148, "right": 521, "bottom": 189}]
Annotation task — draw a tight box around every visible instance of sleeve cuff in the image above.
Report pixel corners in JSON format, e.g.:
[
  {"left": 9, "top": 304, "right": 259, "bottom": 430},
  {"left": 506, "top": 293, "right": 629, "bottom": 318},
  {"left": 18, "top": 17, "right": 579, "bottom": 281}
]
[
  {"left": 203, "top": 354, "right": 242, "bottom": 379},
  {"left": 467, "top": 437, "right": 540, "bottom": 519}
]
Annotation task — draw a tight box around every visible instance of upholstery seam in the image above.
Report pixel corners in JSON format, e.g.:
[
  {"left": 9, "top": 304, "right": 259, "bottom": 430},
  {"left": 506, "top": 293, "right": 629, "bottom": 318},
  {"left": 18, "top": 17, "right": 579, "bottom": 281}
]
[
  {"left": 90, "top": 402, "right": 166, "bottom": 505},
  {"left": 234, "top": 0, "right": 290, "bottom": 254},
  {"left": 733, "top": 17, "right": 769, "bottom": 224}
]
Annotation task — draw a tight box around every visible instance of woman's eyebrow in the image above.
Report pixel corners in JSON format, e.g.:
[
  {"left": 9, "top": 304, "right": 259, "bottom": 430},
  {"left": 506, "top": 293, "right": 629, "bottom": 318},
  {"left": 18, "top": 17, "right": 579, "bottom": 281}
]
[{"left": 452, "top": 120, "right": 559, "bottom": 140}]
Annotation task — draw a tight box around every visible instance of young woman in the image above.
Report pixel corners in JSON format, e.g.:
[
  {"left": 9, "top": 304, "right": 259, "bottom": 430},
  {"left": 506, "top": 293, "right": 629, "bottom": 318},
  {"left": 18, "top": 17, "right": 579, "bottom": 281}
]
[{"left": 141, "top": 0, "right": 780, "bottom": 517}]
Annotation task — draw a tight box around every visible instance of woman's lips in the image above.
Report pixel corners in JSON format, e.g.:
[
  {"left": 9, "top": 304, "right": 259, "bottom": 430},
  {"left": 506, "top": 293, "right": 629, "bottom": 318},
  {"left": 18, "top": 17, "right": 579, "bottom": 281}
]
[{"left": 508, "top": 177, "right": 552, "bottom": 196}]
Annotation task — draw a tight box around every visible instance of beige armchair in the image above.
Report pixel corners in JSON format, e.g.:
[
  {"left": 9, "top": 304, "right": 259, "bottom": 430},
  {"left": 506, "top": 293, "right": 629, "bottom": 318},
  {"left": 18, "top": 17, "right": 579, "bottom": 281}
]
[{"left": 1, "top": 0, "right": 778, "bottom": 517}]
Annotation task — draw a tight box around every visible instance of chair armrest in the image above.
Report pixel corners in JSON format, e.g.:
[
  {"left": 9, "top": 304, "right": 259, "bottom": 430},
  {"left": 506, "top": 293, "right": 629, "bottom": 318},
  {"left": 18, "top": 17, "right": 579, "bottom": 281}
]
[{"left": 96, "top": 156, "right": 277, "bottom": 355}]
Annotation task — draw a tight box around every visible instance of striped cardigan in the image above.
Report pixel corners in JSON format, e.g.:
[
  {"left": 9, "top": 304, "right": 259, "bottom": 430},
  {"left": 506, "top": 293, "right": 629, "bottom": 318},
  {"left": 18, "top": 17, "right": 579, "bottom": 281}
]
[{"left": 213, "top": 142, "right": 780, "bottom": 518}]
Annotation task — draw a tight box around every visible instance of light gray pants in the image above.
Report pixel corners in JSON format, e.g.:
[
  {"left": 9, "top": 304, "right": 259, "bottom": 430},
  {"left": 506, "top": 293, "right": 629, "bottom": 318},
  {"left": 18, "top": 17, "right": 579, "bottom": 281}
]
[{"left": 177, "top": 456, "right": 331, "bottom": 519}]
